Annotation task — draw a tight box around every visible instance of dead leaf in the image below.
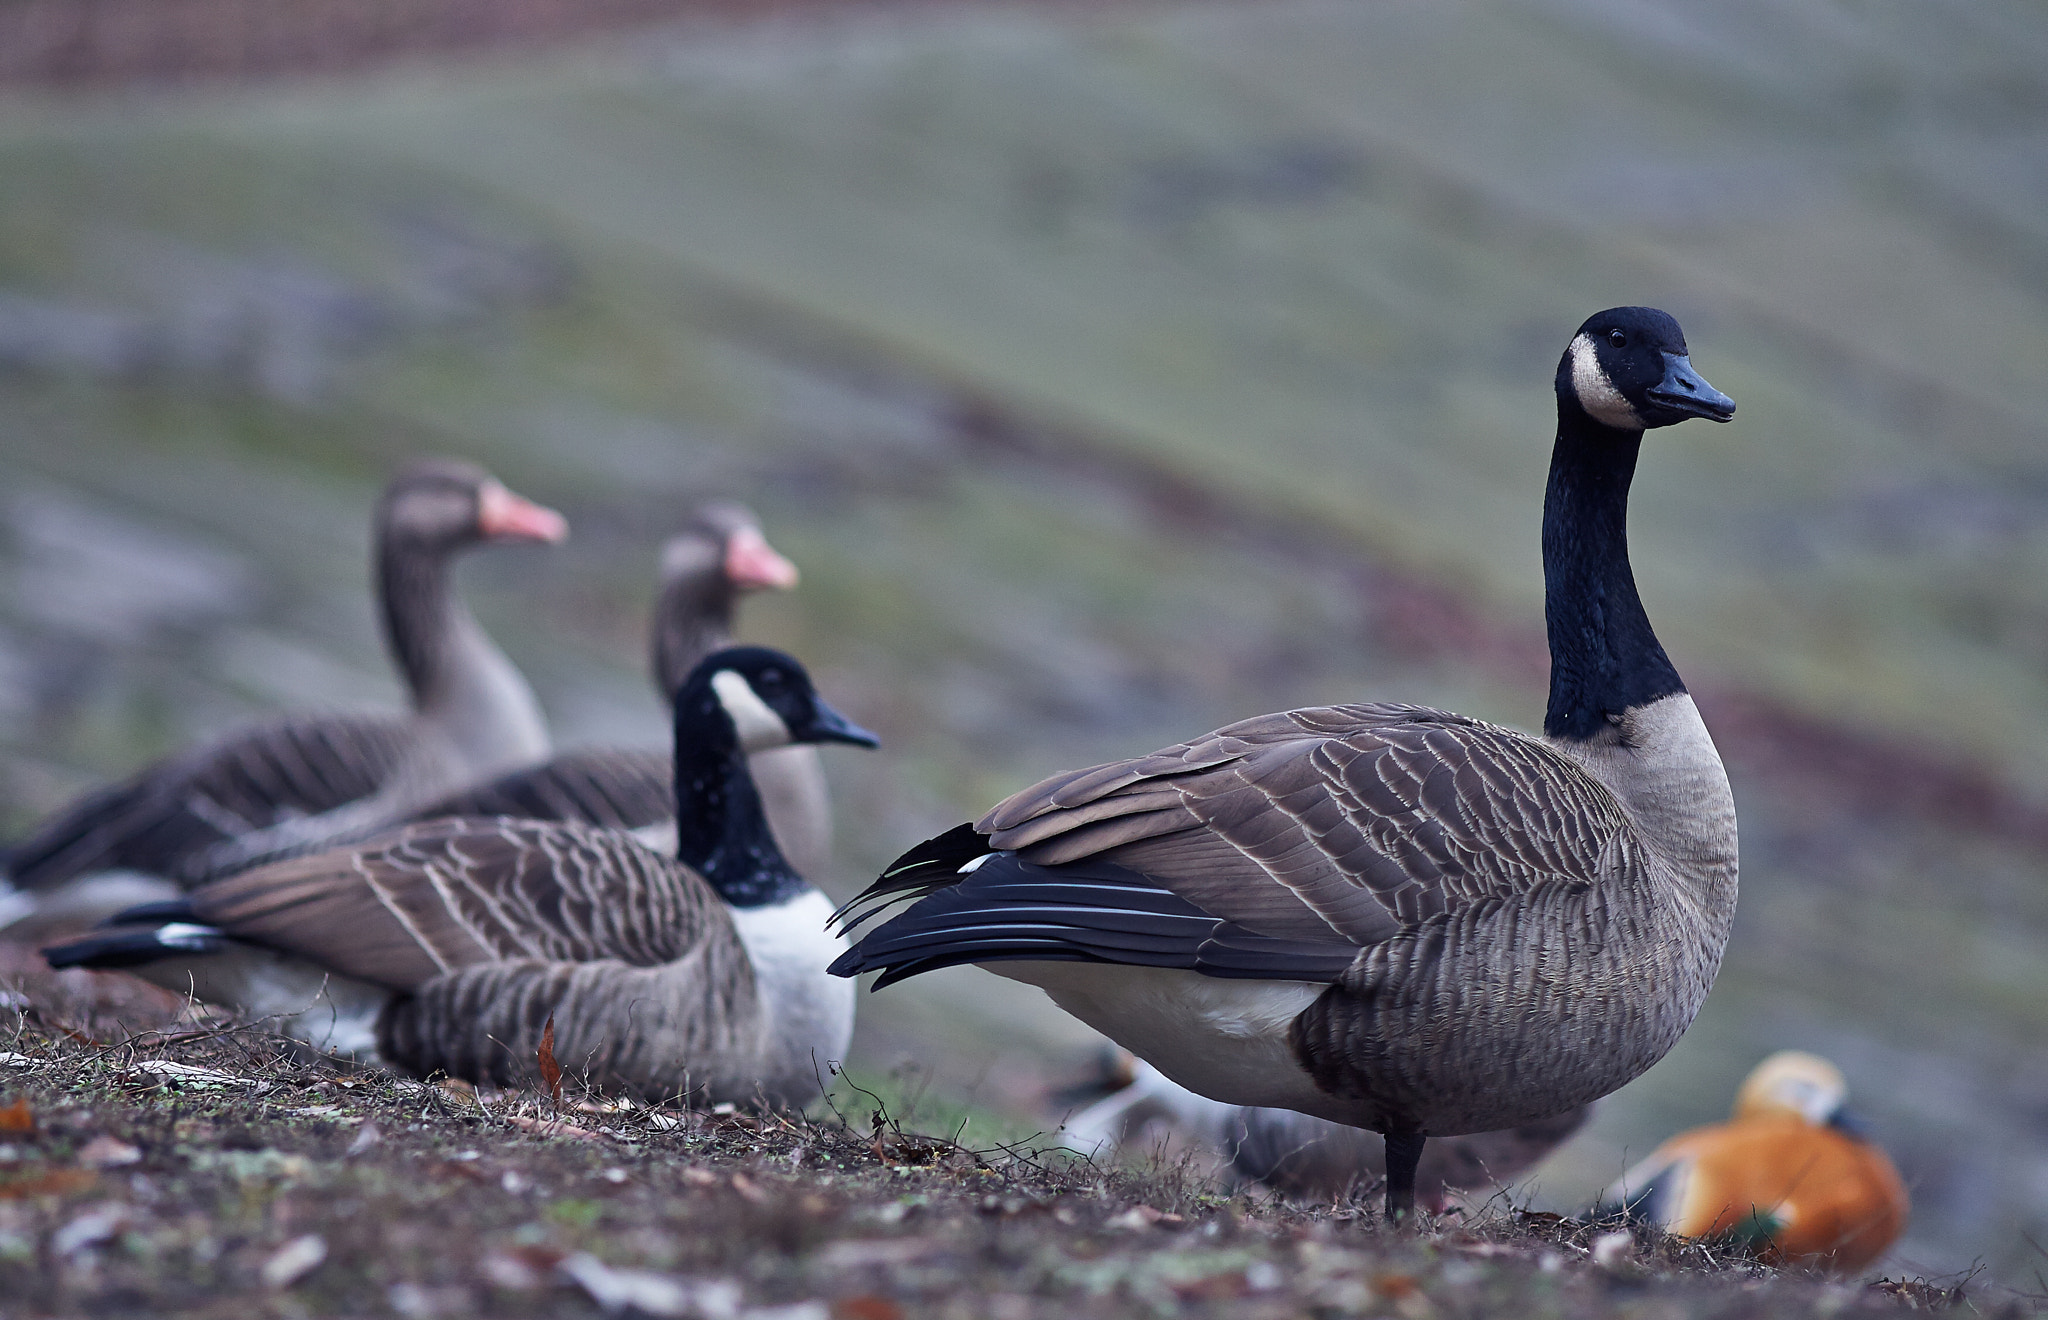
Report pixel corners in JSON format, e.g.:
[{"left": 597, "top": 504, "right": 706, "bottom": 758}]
[
  {"left": 502, "top": 1113, "right": 609, "bottom": 1142},
  {"left": 260, "top": 1234, "right": 327, "bottom": 1289},
  {"left": 831, "top": 1297, "right": 902, "bottom": 1320},
  {"left": 0, "top": 1168, "right": 95, "bottom": 1199},
  {"left": 538, "top": 1016, "right": 563, "bottom": 1108},
  {"left": 76, "top": 1136, "right": 142, "bottom": 1169},
  {"left": 814, "top": 1239, "right": 943, "bottom": 1269},
  {"left": 482, "top": 1245, "right": 563, "bottom": 1290},
  {"left": 1590, "top": 1231, "right": 1635, "bottom": 1269},
  {"left": 1170, "top": 1274, "right": 1250, "bottom": 1302},
  {"left": 0, "top": 1097, "right": 33, "bottom": 1133},
  {"left": 431, "top": 1160, "right": 492, "bottom": 1185},
  {"left": 557, "top": 1252, "right": 741, "bottom": 1319},
  {"left": 52, "top": 1202, "right": 130, "bottom": 1255}
]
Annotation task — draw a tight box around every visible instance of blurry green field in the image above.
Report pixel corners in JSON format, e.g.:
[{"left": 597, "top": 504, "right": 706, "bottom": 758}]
[{"left": 1, "top": 0, "right": 2046, "bottom": 1284}]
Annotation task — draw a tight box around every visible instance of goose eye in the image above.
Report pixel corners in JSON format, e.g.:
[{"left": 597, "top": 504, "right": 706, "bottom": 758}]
[{"left": 1607, "top": 329, "right": 1627, "bottom": 347}]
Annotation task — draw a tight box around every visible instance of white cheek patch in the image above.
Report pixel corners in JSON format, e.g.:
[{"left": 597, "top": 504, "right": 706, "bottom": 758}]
[
  {"left": 1569, "top": 334, "right": 1645, "bottom": 430},
  {"left": 711, "top": 670, "right": 793, "bottom": 752}
]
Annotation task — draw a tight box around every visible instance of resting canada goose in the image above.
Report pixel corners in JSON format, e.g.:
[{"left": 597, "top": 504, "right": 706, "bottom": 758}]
[
  {"left": 1593, "top": 1052, "right": 1908, "bottom": 1274},
  {"left": 403, "top": 503, "right": 833, "bottom": 878},
  {"left": 1062, "top": 1054, "right": 1587, "bottom": 1212},
  {"left": 0, "top": 460, "right": 564, "bottom": 935},
  {"left": 832, "top": 307, "right": 1739, "bottom": 1219},
  {"left": 44, "top": 646, "right": 876, "bottom": 1108}
]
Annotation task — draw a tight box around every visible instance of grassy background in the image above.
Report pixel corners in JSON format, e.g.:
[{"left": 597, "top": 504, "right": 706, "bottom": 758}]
[{"left": 1, "top": 0, "right": 2046, "bottom": 1286}]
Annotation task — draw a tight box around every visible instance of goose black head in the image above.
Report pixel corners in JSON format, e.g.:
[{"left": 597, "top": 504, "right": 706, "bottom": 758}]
[
  {"left": 680, "top": 645, "right": 880, "bottom": 755},
  {"left": 1556, "top": 307, "right": 1735, "bottom": 431},
  {"left": 379, "top": 458, "right": 568, "bottom": 551}
]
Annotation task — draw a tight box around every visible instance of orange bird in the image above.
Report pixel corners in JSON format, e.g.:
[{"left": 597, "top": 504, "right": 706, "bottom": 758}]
[{"left": 1594, "top": 1052, "right": 1908, "bottom": 1274}]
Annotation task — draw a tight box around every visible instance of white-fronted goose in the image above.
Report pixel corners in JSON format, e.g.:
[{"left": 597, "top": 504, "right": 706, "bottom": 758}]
[
  {"left": 1062, "top": 1055, "right": 1587, "bottom": 1211},
  {"left": 0, "top": 460, "right": 565, "bottom": 933},
  {"left": 404, "top": 503, "right": 833, "bottom": 878},
  {"left": 45, "top": 646, "right": 876, "bottom": 1109},
  {"left": 832, "top": 308, "right": 1740, "bottom": 1219}
]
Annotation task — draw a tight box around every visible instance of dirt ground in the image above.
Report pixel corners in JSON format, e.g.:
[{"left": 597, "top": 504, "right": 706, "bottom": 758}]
[{"left": 0, "top": 1003, "right": 2020, "bottom": 1320}]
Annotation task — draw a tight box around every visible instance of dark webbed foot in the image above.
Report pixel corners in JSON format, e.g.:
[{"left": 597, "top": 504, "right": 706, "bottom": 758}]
[{"left": 1384, "top": 1131, "right": 1426, "bottom": 1223}]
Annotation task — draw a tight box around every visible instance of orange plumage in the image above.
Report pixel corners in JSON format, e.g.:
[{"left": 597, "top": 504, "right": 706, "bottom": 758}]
[{"left": 1596, "top": 1052, "right": 1909, "bottom": 1274}]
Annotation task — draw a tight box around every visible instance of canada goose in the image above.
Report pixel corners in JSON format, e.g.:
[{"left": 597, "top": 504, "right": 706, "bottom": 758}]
[
  {"left": 831, "top": 307, "right": 1739, "bottom": 1220},
  {"left": 1062, "top": 1054, "right": 1587, "bottom": 1212},
  {"left": 0, "top": 460, "right": 565, "bottom": 935},
  {"left": 44, "top": 646, "right": 876, "bottom": 1108},
  {"left": 1593, "top": 1052, "right": 1908, "bottom": 1274},
  {"left": 403, "top": 503, "right": 833, "bottom": 879}
]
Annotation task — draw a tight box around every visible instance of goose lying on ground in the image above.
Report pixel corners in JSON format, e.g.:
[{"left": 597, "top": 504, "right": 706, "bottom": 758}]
[
  {"left": 1593, "top": 1052, "right": 1907, "bottom": 1274},
  {"left": 832, "top": 307, "right": 1739, "bottom": 1219},
  {"left": 1061, "top": 1053, "right": 1587, "bottom": 1211},
  {"left": 0, "top": 460, "right": 565, "bottom": 936},
  {"left": 44, "top": 646, "right": 876, "bottom": 1108},
  {"left": 405, "top": 502, "right": 834, "bottom": 878}
]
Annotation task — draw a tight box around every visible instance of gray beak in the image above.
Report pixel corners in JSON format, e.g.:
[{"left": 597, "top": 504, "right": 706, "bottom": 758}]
[
  {"left": 801, "top": 698, "right": 880, "bottom": 749},
  {"left": 1648, "top": 353, "right": 1736, "bottom": 422}
]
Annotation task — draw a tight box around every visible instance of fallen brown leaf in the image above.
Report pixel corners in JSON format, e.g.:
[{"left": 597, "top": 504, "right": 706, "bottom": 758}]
[
  {"left": 501, "top": 1113, "right": 608, "bottom": 1142},
  {"left": 0, "top": 1097, "right": 33, "bottom": 1133},
  {"left": 537, "top": 1016, "right": 562, "bottom": 1108},
  {"left": 832, "top": 1296, "right": 903, "bottom": 1320},
  {"left": 76, "top": 1135, "right": 142, "bottom": 1169},
  {"left": 0, "top": 1168, "right": 96, "bottom": 1199}
]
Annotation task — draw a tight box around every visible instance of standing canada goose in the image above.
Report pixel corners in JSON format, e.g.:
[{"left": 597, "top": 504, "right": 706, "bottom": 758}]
[
  {"left": 1592, "top": 1052, "right": 1908, "bottom": 1274},
  {"left": 0, "top": 460, "right": 565, "bottom": 935},
  {"left": 403, "top": 503, "right": 834, "bottom": 879},
  {"left": 1061, "top": 1054, "right": 1587, "bottom": 1211},
  {"left": 831, "top": 307, "right": 1739, "bottom": 1220},
  {"left": 44, "top": 647, "right": 876, "bottom": 1108}
]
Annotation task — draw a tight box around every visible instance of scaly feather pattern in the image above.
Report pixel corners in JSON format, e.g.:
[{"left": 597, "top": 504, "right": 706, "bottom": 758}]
[{"left": 185, "top": 816, "right": 736, "bottom": 990}]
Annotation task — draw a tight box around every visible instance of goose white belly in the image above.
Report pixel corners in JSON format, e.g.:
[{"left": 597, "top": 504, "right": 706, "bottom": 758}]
[
  {"left": 129, "top": 938, "right": 392, "bottom": 1062},
  {"left": 991, "top": 961, "right": 1342, "bottom": 1121},
  {"left": 727, "top": 889, "right": 855, "bottom": 1104}
]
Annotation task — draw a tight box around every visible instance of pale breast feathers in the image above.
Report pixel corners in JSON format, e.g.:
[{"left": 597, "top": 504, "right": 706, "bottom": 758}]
[{"left": 979, "top": 704, "right": 1633, "bottom": 950}]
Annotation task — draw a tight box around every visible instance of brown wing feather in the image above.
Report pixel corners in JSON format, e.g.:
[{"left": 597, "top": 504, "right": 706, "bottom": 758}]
[
  {"left": 978, "top": 703, "right": 1632, "bottom": 950},
  {"left": 406, "top": 749, "right": 673, "bottom": 831},
  {"left": 188, "top": 817, "right": 727, "bottom": 990},
  {"left": 5, "top": 714, "right": 413, "bottom": 889}
]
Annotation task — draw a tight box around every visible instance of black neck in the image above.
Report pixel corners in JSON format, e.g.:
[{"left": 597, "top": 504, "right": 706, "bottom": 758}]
[
  {"left": 1541, "top": 403, "right": 1685, "bottom": 740},
  {"left": 670, "top": 691, "right": 805, "bottom": 908},
  {"left": 377, "top": 536, "right": 460, "bottom": 710},
  {"left": 651, "top": 572, "right": 736, "bottom": 706}
]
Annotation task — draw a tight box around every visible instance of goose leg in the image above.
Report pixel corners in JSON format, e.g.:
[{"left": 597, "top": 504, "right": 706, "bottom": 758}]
[{"left": 1383, "top": 1131, "right": 1426, "bottom": 1222}]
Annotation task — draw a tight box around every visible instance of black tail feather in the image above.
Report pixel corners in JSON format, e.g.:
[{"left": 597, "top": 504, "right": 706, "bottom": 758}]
[
  {"left": 829, "top": 852, "right": 1355, "bottom": 990},
  {"left": 43, "top": 922, "right": 227, "bottom": 972},
  {"left": 831, "top": 821, "right": 991, "bottom": 933}
]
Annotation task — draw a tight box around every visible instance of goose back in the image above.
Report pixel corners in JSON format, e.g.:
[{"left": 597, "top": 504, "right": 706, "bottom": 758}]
[{"left": 2, "top": 714, "right": 413, "bottom": 890}]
